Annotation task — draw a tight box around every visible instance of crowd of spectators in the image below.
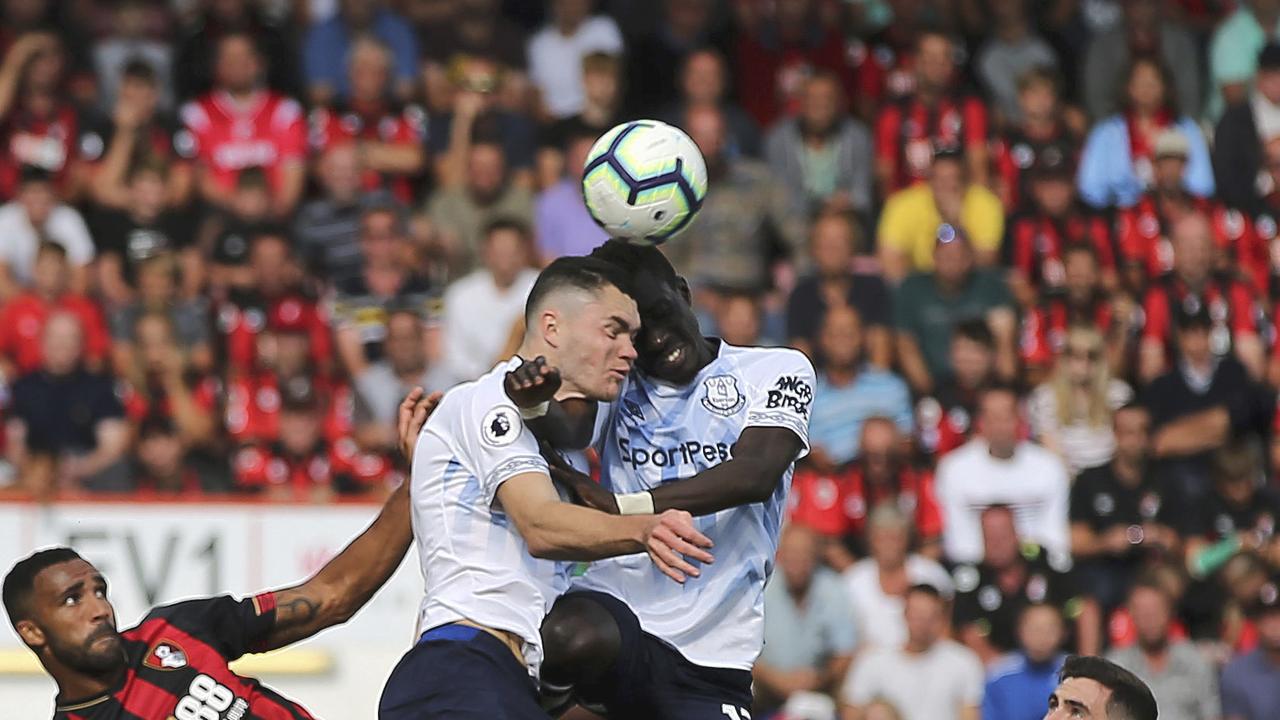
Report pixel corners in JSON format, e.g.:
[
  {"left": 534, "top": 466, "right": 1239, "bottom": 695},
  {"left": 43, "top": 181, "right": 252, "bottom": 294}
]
[{"left": 3, "top": 0, "right": 1280, "bottom": 719}]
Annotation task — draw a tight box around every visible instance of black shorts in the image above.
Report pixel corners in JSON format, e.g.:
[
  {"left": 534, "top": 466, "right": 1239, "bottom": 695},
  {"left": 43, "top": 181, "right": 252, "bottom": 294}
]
[
  {"left": 569, "top": 590, "right": 754, "bottom": 720},
  {"left": 378, "top": 623, "right": 545, "bottom": 720}
]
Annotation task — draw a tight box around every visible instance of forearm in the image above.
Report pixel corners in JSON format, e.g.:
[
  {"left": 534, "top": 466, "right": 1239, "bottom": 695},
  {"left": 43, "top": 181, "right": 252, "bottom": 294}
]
[
  {"left": 90, "top": 134, "right": 136, "bottom": 209},
  {"left": 361, "top": 141, "right": 425, "bottom": 174},
  {"left": 259, "top": 481, "right": 414, "bottom": 649},
  {"left": 272, "top": 163, "right": 305, "bottom": 218},
  {"left": 647, "top": 458, "right": 782, "bottom": 516},
  {"left": 522, "top": 499, "right": 648, "bottom": 560},
  {"left": 1153, "top": 407, "right": 1230, "bottom": 457},
  {"left": 1071, "top": 524, "right": 1106, "bottom": 559},
  {"left": 897, "top": 335, "right": 933, "bottom": 393}
]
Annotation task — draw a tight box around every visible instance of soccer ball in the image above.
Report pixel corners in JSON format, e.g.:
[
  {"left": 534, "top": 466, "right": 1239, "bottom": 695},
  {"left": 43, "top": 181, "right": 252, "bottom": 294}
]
[{"left": 582, "top": 120, "right": 708, "bottom": 244}]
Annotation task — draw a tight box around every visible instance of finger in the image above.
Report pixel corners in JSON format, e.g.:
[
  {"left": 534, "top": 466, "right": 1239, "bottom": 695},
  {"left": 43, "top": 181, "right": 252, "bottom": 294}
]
[
  {"left": 647, "top": 546, "right": 686, "bottom": 583},
  {"left": 424, "top": 391, "right": 443, "bottom": 413},
  {"left": 666, "top": 535, "right": 715, "bottom": 565},
  {"left": 673, "top": 523, "right": 714, "bottom": 549},
  {"left": 650, "top": 532, "right": 701, "bottom": 576},
  {"left": 398, "top": 388, "right": 424, "bottom": 438}
]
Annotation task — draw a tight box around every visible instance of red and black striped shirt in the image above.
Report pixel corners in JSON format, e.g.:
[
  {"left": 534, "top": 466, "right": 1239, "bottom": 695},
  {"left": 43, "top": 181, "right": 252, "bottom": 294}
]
[{"left": 54, "top": 594, "right": 314, "bottom": 720}]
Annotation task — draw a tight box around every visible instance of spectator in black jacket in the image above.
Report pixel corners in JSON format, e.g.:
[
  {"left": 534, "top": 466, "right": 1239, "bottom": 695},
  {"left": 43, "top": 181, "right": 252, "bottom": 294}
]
[{"left": 1215, "top": 44, "right": 1280, "bottom": 215}]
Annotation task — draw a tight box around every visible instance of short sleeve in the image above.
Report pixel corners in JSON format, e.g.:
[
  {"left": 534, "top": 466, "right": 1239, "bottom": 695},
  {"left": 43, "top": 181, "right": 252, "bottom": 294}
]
[
  {"left": 458, "top": 394, "right": 549, "bottom": 504},
  {"left": 841, "top": 652, "right": 878, "bottom": 706},
  {"left": 965, "top": 188, "right": 1005, "bottom": 252},
  {"left": 959, "top": 649, "right": 985, "bottom": 704},
  {"left": 146, "top": 593, "right": 278, "bottom": 660},
  {"left": 744, "top": 350, "right": 816, "bottom": 459}
]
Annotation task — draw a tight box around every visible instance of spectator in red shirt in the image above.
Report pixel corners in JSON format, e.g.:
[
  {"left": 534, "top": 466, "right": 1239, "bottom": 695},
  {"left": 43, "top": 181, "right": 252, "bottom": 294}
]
[
  {"left": 874, "top": 30, "right": 989, "bottom": 198},
  {"left": 733, "top": 0, "right": 853, "bottom": 128},
  {"left": 991, "top": 67, "right": 1083, "bottom": 212},
  {"left": 1138, "top": 213, "right": 1264, "bottom": 383},
  {"left": 118, "top": 311, "right": 219, "bottom": 453},
  {"left": 307, "top": 35, "right": 425, "bottom": 205},
  {"left": 180, "top": 31, "right": 307, "bottom": 219},
  {"left": 0, "top": 242, "right": 108, "bottom": 381},
  {"left": 1004, "top": 150, "right": 1118, "bottom": 306},
  {"left": 0, "top": 32, "right": 80, "bottom": 201},
  {"left": 915, "top": 318, "right": 998, "bottom": 459}
]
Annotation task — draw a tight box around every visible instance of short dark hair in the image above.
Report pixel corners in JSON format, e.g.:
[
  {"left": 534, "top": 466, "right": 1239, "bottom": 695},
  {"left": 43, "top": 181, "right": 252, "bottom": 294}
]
[
  {"left": 35, "top": 240, "right": 68, "bottom": 262},
  {"left": 952, "top": 318, "right": 995, "bottom": 351},
  {"left": 905, "top": 583, "right": 944, "bottom": 603},
  {"left": 1062, "top": 242, "right": 1099, "bottom": 265},
  {"left": 483, "top": 217, "right": 532, "bottom": 244},
  {"left": 4, "top": 547, "right": 85, "bottom": 626},
  {"left": 121, "top": 58, "right": 158, "bottom": 84},
  {"left": 589, "top": 238, "right": 681, "bottom": 292},
  {"left": 524, "top": 255, "right": 633, "bottom": 326},
  {"left": 1058, "top": 655, "right": 1158, "bottom": 720}
]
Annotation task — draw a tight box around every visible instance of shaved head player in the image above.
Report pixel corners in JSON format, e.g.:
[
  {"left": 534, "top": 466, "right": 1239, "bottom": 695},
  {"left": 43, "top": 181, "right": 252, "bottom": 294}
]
[{"left": 377, "top": 255, "right": 714, "bottom": 720}]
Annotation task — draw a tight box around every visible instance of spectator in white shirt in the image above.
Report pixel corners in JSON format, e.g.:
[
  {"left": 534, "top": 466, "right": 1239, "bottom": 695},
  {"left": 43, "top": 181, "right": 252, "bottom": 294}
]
[
  {"left": 840, "top": 584, "right": 984, "bottom": 720},
  {"left": 440, "top": 218, "right": 538, "bottom": 385},
  {"left": 844, "top": 504, "right": 954, "bottom": 652},
  {"left": 937, "top": 384, "right": 1071, "bottom": 564},
  {"left": 527, "top": 0, "right": 624, "bottom": 119},
  {"left": 0, "top": 167, "right": 94, "bottom": 302}
]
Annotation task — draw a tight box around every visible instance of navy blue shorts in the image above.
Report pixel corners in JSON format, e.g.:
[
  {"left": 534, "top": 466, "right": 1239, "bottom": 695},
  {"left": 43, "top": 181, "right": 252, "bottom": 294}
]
[
  {"left": 378, "top": 623, "right": 546, "bottom": 720},
  {"left": 568, "top": 591, "right": 754, "bottom": 720}
]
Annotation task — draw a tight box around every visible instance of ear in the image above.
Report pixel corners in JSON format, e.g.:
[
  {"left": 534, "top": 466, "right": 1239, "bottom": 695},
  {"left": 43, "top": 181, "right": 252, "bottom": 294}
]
[
  {"left": 676, "top": 276, "right": 693, "bottom": 306},
  {"left": 15, "top": 619, "right": 45, "bottom": 649},
  {"left": 540, "top": 309, "right": 561, "bottom": 349}
]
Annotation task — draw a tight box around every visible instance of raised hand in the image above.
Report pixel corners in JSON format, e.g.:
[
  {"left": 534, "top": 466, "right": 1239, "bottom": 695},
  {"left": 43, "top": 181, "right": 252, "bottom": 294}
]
[
  {"left": 641, "top": 510, "right": 714, "bottom": 583},
  {"left": 398, "top": 387, "right": 444, "bottom": 462},
  {"left": 504, "top": 356, "right": 561, "bottom": 410}
]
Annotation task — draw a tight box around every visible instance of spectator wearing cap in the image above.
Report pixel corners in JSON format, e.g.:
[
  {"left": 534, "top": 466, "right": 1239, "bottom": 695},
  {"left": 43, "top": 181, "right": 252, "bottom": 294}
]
[
  {"left": 764, "top": 71, "right": 873, "bottom": 220},
  {"left": 1081, "top": 0, "right": 1202, "bottom": 123},
  {"left": 1115, "top": 129, "right": 1257, "bottom": 292},
  {"left": 1068, "top": 404, "right": 1186, "bottom": 612},
  {"left": 306, "top": 35, "right": 426, "bottom": 205},
  {"left": 5, "top": 313, "right": 129, "bottom": 496},
  {"left": 1003, "top": 148, "right": 1116, "bottom": 306},
  {"left": 1106, "top": 577, "right": 1220, "bottom": 720},
  {"left": 937, "top": 387, "right": 1074, "bottom": 566},
  {"left": 974, "top": 0, "right": 1057, "bottom": 126},
  {"left": 657, "top": 48, "right": 761, "bottom": 161},
  {"left": 82, "top": 59, "right": 194, "bottom": 214},
  {"left": 981, "top": 604, "right": 1067, "bottom": 720},
  {"left": 991, "top": 67, "right": 1083, "bottom": 213},
  {"left": 353, "top": 307, "right": 449, "bottom": 452},
  {"left": 527, "top": 0, "right": 623, "bottom": 121},
  {"left": 872, "top": 30, "right": 989, "bottom": 197},
  {"left": 302, "top": 0, "right": 419, "bottom": 107},
  {"left": 1215, "top": 43, "right": 1280, "bottom": 216},
  {"left": 0, "top": 242, "right": 109, "bottom": 383},
  {"left": 0, "top": 166, "right": 94, "bottom": 301},
  {"left": 755, "top": 524, "right": 856, "bottom": 718},
  {"left": 440, "top": 219, "right": 537, "bottom": 386},
  {"left": 533, "top": 126, "right": 610, "bottom": 263},
  {"left": 805, "top": 307, "right": 912, "bottom": 472},
  {"left": 786, "top": 212, "right": 891, "bottom": 366},
  {"left": 1221, "top": 573, "right": 1280, "bottom": 720},
  {"left": 332, "top": 201, "right": 435, "bottom": 375},
  {"left": 877, "top": 149, "right": 1004, "bottom": 284},
  {"left": 951, "top": 505, "right": 1099, "bottom": 667},
  {"left": 90, "top": 159, "right": 190, "bottom": 306},
  {"left": 914, "top": 320, "right": 1000, "bottom": 459},
  {"left": 839, "top": 584, "right": 983, "bottom": 720},
  {"left": 1138, "top": 212, "right": 1264, "bottom": 385},
  {"left": 293, "top": 146, "right": 380, "bottom": 289},
  {"left": 892, "top": 225, "right": 1016, "bottom": 395},
  {"left": 1078, "top": 55, "right": 1214, "bottom": 209},
  {"left": 1209, "top": 0, "right": 1280, "bottom": 120},
  {"left": 662, "top": 104, "right": 806, "bottom": 298},
  {"left": 108, "top": 253, "right": 213, "bottom": 378},
  {"left": 839, "top": 502, "right": 952, "bottom": 649}
]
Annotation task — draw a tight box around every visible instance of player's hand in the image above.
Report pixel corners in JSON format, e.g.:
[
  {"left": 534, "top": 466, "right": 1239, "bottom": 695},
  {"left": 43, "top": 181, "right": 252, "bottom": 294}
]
[
  {"left": 504, "top": 356, "right": 561, "bottom": 410},
  {"left": 642, "top": 509, "right": 714, "bottom": 584},
  {"left": 398, "top": 387, "right": 444, "bottom": 461},
  {"left": 541, "top": 442, "right": 618, "bottom": 513}
]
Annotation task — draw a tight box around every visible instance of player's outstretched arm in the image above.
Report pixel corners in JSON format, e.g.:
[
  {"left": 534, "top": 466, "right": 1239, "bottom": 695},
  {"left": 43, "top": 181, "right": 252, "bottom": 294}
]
[
  {"left": 549, "top": 426, "right": 804, "bottom": 517},
  {"left": 496, "top": 471, "right": 714, "bottom": 583}
]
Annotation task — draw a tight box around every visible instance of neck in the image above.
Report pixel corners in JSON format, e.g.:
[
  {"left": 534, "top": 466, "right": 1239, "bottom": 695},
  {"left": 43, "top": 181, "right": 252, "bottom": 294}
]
[
  {"left": 227, "top": 86, "right": 258, "bottom": 104},
  {"left": 879, "top": 555, "right": 906, "bottom": 572},
  {"left": 1114, "top": 456, "right": 1145, "bottom": 485},
  {"left": 53, "top": 665, "right": 122, "bottom": 706},
  {"left": 557, "top": 17, "right": 582, "bottom": 35},
  {"left": 394, "top": 362, "right": 427, "bottom": 384},
  {"left": 1024, "top": 114, "right": 1055, "bottom": 136},
  {"left": 788, "top": 584, "right": 810, "bottom": 605},
  {"left": 1141, "top": 641, "right": 1169, "bottom": 663},
  {"left": 997, "top": 21, "right": 1026, "bottom": 42},
  {"left": 904, "top": 637, "right": 933, "bottom": 654},
  {"left": 988, "top": 442, "right": 1016, "bottom": 460},
  {"left": 581, "top": 103, "right": 611, "bottom": 125},
  {"left": 825, "top": 364, "right": 858, "bottom": 386}
]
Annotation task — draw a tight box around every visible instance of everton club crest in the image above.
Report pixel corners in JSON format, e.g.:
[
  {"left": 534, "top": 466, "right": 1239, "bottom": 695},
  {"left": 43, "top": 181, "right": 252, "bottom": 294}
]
[{"left": 701, "top": 375, "right": 745, "bottom": 416}]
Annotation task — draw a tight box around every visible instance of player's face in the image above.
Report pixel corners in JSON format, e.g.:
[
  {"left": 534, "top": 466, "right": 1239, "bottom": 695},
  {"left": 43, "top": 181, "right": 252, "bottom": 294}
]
[
  {"left": 1044, "top": 677, "right": 1111, "bottom": 720},
  {"left": 555, "top": 284, "right": 639, "bottom": 401},
  {"left": 25, "top": 560, "right": 126, "bottom": 675},
  {"left": 628, "top": 270, "right": 705, "bottom": 385}
]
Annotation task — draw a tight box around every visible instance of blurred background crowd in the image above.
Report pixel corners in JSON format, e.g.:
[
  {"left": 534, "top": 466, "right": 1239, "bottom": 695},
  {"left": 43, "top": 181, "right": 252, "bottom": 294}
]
[{"left": 2, "top": 0, "right": 1280, "bottom": 718}]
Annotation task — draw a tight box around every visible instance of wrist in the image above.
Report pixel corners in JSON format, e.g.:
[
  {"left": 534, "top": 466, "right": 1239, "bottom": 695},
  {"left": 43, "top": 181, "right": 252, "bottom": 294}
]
[
  {"left": 615, "top": 491, "right": 654, "bottom": 515},
  {"left": 519, "top": 401, "right": 549, "bottom": 420}
]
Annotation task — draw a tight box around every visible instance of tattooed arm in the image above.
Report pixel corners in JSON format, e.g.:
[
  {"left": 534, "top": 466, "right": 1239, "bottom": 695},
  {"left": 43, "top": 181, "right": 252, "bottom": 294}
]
[{"left": 257, "top": 390, "right": 439, "bottom": 650}]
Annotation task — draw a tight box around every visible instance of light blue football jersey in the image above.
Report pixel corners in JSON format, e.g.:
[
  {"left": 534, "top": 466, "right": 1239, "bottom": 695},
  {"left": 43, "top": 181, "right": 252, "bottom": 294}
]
[{"left": 573, "top": 342, "right": 815, "bottom": 670}]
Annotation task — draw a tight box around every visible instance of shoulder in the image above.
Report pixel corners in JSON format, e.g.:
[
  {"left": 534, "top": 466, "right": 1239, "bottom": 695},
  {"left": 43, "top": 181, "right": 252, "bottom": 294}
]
[
  {"left": 269, "top": 95, "right": 305, "bottom": 126},
  {"left": 985, "top": 653, "right": 1028, "bottom": 684},
  {"left": 764, "top": 119, "right": 800, "bottom": 147},
  {"left": 728, "top": 344, "right": 816, "bottom": 383},
  {"left": 938, "top": 639, "right": 983, "bottom": 667},
  {"left": 1106, "top": 379, "right": 1134, "bottom": 408},
  {"left": 582, "top": 15, "right": 622, "bottom": 38}
]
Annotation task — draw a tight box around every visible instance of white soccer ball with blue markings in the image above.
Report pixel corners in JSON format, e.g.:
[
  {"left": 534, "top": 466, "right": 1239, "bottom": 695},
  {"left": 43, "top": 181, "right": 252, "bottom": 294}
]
[{"left": 582, "top": 120, "right": 708, "bottom": 244}]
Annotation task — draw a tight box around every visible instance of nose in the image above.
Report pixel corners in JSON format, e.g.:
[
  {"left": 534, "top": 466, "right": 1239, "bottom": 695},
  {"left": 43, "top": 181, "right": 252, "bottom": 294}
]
[{"left": 619, "top": 334, "right": 638, "bottom": 362}]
